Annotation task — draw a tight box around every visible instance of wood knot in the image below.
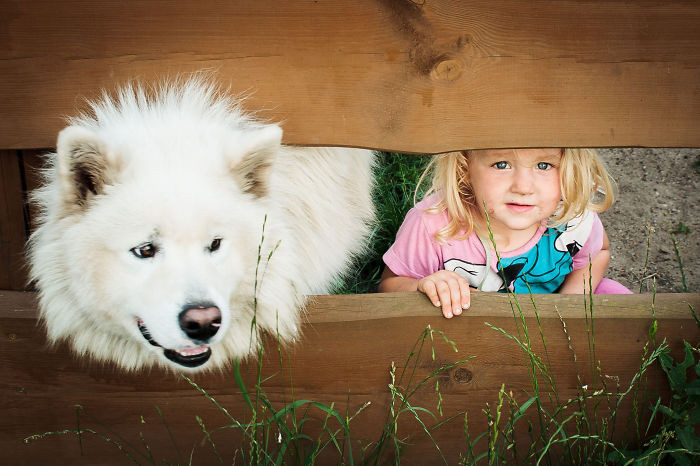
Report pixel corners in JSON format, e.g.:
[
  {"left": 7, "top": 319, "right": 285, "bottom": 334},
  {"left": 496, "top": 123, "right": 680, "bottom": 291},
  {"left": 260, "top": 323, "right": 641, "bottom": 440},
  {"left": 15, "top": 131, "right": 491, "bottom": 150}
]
[
  {"left": 453, "top": 367, "right": 473, "bottom": 384},
  {"left": 431, "top": 59, "right": 463, "bottom": 82}
]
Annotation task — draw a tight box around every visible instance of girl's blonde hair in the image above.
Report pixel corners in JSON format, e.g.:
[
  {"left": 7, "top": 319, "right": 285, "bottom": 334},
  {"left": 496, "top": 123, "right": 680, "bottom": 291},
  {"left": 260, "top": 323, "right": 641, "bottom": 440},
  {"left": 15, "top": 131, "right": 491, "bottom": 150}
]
[{"left": 417, "top": 148, "right": 616, "bottom": 243}]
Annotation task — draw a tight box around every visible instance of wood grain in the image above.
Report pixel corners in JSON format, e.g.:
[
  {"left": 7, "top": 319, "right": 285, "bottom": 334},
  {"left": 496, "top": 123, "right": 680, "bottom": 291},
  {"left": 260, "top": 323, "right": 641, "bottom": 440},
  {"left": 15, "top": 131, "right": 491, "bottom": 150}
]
[
  {"left": 1, "top": 290, "right": 698, "bottom": 463},
  {"left": 2, "top": 0, "right": 699, "bottom": 151}
]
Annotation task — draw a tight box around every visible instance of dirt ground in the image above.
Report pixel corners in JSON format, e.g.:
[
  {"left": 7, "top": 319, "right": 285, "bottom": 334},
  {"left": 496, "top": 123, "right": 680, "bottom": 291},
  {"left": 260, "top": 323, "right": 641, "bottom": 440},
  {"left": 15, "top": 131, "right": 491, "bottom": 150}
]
[{"left": 598, "top": 148, "right": 699, "bottom": 293}]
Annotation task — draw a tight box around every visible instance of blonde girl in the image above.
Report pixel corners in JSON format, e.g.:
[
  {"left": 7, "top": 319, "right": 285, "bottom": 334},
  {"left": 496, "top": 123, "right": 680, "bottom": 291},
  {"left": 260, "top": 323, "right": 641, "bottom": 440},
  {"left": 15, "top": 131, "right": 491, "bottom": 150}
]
[{"left": 379, "top": 148, "right": 632, "bottom": 319}]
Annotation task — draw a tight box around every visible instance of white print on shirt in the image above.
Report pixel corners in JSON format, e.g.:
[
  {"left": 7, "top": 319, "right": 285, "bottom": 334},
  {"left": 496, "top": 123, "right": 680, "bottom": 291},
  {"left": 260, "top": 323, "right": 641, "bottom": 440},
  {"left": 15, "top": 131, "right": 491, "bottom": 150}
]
[{"left": 444, "top": 212, "right": 595, "bottom": 292}]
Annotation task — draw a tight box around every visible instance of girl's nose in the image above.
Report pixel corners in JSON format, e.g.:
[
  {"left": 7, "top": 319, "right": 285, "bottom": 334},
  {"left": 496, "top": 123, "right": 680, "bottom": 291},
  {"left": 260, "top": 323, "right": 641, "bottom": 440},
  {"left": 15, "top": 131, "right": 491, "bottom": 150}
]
[{"left": 510, "top": 168, "right": 535, "bottom": 194}]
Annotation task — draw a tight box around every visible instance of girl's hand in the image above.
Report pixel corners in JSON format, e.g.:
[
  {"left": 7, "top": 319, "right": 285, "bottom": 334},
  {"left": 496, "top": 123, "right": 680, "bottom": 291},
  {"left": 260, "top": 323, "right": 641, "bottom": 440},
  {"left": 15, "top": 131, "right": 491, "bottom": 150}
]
[{"left": 417, "top": 270, "right": 471, "bottom": 318}]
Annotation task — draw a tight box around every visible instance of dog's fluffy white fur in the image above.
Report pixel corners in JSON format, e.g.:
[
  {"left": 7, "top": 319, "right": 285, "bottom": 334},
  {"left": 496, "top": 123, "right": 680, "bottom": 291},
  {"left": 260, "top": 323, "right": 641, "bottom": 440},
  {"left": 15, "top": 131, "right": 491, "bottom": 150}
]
[{"left": 28, "top": 78, "right": 375, "bottom": 372}]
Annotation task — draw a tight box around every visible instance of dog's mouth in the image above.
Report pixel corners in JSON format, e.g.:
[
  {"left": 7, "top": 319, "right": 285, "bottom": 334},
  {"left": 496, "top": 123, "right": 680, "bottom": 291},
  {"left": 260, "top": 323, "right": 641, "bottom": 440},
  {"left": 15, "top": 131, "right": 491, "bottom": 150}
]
[{"left": 136, "top": 319, "right": 212, "bottom": 368}]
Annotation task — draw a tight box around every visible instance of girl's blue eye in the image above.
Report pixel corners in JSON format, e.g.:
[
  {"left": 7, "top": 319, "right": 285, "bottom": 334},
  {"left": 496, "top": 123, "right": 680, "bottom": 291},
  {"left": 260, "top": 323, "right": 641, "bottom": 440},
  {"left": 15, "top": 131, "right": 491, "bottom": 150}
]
[
  {"left": 537, "top": 162, "right": 552, "bottom": 170},
  {"left": 494, "top": 161, "right": 509, "bottom": 169}
]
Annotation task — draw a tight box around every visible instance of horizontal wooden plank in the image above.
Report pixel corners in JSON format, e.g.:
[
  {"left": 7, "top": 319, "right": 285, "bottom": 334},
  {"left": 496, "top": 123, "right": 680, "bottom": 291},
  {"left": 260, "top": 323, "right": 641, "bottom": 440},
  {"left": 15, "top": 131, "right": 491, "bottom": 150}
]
[
  {"left": 1, "top": 290, "right": 698, "bottom": 463},
  {"left": 2, "top": 0, "right": 699, "bottom": 151}
]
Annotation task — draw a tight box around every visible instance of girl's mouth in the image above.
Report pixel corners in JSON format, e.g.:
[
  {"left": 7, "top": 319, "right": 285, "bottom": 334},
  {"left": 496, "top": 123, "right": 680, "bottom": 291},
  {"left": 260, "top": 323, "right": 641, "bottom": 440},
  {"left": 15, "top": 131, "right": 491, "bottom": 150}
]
[{"left": 506, "top": 203, "right": 535, "bottom": 213}]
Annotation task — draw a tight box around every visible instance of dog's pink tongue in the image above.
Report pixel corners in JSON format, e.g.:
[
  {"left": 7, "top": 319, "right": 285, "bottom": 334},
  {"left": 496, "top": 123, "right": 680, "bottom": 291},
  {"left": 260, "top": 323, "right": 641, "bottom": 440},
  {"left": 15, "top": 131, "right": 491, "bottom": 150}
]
[{"left": 177, "top": 345, "right": 209, "bottom": 357}]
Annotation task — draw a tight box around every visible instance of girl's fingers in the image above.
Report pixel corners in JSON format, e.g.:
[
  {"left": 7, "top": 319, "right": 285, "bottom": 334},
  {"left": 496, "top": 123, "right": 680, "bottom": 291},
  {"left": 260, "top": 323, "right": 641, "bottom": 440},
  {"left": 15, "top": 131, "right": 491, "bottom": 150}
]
[
  {"left": 435, "top": 281, "right": 454, "bottom": 318},
  {"left": 420, "top": 280, "right": 441, "bottom": 308},
  {"left": 449, "top": 278, "right": 463, "bottom": 316},
  {"left": 418, "top": 272, "right": 471, "bottom": 319},
  {"left": 459, "top": 278, "right": 471, "bottom": 311}
]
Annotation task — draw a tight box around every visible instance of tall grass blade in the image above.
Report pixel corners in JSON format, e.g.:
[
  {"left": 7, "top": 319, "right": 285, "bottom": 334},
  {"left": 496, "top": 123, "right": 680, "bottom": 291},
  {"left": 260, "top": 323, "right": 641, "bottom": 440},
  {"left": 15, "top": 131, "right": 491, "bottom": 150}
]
[
  {"left": 195, "top": 415, "right": 223, "bottom": 465},
  {"left": 155, "top": 405, "right": 184, "bottom": 465}
]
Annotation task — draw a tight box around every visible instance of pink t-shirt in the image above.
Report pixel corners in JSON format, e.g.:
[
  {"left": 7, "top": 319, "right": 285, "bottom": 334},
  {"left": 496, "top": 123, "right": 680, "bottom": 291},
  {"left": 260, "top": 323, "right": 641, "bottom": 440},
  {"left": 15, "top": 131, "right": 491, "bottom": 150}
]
[{"left": 383, "top": 194, "right": 604, "bottom": 292}]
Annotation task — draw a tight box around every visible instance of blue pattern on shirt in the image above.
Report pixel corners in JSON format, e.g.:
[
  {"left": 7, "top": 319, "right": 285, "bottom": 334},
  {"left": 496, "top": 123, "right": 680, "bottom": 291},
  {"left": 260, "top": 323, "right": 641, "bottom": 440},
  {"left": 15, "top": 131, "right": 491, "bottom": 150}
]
[{"left": 496, "top": 228, "right": 573, "bottom": 293}]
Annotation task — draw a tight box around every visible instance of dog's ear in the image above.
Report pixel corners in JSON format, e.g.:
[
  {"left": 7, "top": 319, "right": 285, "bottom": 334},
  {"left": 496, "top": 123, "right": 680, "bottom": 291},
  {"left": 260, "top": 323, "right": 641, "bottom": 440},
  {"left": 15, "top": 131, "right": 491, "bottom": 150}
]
[
  {"left": 57, "top": 126, "right": 118, "bottom": 208},
  {"left": 230, "top": 124, "right": 282, "bottom": 198}
]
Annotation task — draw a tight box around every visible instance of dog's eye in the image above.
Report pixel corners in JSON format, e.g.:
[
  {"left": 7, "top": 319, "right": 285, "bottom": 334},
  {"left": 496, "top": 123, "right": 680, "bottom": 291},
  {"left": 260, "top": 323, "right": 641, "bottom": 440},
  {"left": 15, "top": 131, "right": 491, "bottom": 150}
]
[
  {"left": 130, "top": 243, "right": 157, "bottom": 259},
  {"left": 208, "top": 238, "right": 222, "bottom": 252}
]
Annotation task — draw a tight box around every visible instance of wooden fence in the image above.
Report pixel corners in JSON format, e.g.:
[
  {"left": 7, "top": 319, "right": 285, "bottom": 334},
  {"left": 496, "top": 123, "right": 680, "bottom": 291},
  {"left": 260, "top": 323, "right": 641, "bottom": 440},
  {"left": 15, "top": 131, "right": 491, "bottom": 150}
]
[{"left": 1, "top": 1, "right": 699, "bottom": 463}]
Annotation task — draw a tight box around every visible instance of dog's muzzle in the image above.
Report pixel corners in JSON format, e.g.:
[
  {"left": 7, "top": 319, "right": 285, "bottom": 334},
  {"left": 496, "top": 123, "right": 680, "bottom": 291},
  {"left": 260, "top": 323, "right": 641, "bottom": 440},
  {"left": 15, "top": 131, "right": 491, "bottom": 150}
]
[{"left": 136, "top": 303, "right": 221, "bottom": 368}]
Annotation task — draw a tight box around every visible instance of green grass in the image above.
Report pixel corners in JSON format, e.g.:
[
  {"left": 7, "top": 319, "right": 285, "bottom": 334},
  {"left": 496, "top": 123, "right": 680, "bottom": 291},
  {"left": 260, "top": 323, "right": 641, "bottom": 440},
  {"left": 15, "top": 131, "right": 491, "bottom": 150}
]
[
  {"left": 333, "top": 152, "right": 430, "bottom": 294},
  {"left": 670, "top": 223, "right": 691, "bottom": 293}
]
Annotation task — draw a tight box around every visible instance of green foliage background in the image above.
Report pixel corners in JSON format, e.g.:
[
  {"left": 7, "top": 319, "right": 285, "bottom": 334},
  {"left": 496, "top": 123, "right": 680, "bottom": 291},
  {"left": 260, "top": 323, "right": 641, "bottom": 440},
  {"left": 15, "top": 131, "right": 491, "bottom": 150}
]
[{"left": 335, "top": 152, "right": 430, "bottom": 294}]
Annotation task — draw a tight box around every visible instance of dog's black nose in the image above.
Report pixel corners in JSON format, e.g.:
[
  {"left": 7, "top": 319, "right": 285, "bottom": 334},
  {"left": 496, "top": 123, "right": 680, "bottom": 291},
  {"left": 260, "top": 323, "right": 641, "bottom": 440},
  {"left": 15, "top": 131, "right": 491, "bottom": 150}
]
[{"left": 179, "top": 303, "right": 221, "bottom": 341}]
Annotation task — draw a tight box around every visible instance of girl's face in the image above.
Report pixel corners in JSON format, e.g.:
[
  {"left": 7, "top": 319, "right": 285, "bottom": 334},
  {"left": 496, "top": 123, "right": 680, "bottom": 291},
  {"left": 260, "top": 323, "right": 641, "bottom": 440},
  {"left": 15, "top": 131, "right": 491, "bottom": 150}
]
[{"left": 468, "top": 148, "right": 563, "bottom": 235}]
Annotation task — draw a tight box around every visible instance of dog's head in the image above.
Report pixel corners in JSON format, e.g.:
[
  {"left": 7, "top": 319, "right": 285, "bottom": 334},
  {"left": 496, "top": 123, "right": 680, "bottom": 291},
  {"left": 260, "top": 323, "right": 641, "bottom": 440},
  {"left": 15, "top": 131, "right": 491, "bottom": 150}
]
[{"left": 30, "top": 81, "right": 295, "bottom": 372}]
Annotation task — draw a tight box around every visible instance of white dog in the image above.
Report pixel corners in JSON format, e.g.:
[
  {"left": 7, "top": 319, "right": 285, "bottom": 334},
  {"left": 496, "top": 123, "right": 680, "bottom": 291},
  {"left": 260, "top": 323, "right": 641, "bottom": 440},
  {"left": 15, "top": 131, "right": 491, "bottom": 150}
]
[{"left": 28, "top": 78, "right": 375, "bottom": 372}]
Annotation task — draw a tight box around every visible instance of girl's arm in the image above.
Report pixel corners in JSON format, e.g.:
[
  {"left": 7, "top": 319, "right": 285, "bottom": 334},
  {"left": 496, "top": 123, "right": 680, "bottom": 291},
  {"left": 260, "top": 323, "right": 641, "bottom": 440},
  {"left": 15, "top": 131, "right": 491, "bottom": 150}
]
[
  {"left": 379, "top": 267, "right": 471, "bottom": 318},
  {"left": 558, "top": 229, "right": 611, "bottom": 294}
]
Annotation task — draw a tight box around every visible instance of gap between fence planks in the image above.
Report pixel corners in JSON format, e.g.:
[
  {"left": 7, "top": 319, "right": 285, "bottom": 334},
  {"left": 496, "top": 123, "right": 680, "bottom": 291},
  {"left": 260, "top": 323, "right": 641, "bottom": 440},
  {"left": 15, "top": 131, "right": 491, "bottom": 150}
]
[
  {"left": 0, "top": 149, "right": 44, "bottom": 290},
  {"left": 1, "top": 290, "right": 698, "bottom": 463},
  {"left": 2, "top": 0, "right": 699, "bottom": 151},
  {"left": 0, "top": 151, "right": 28, "bottom": 290}
]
